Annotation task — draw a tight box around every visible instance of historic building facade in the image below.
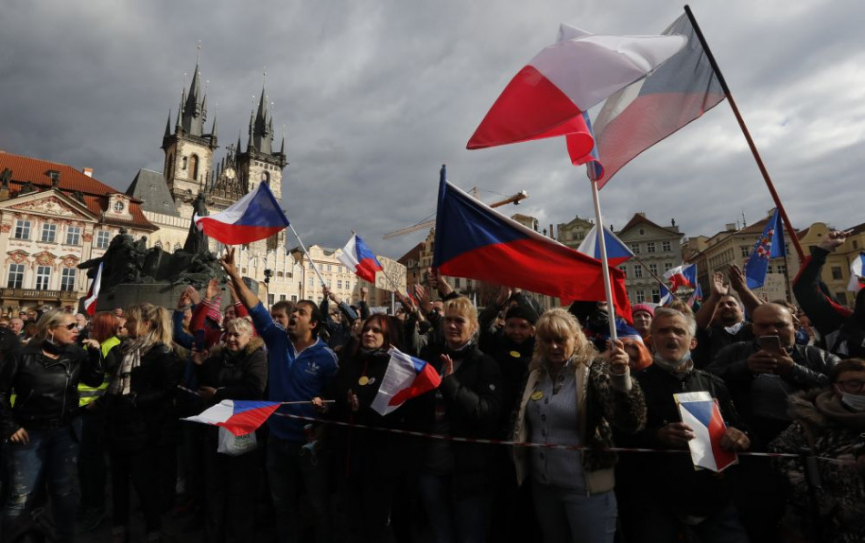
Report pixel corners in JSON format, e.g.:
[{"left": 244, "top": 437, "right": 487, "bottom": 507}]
[
  {"left": 615, "top": 213, "right": 684, "bottom": 304},
  {"left": 0, "top": 153, "right": 157, "bottom": 313}
]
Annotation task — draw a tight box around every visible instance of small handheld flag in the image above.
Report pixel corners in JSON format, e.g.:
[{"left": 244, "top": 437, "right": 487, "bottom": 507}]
[
  {"left": 659, "top": 283, "right": 674, "bottom": 306},
  {"left": 576, "top": 224, "right": 633, "bottom": 266},
  {"left": 337, "top": 234, "right": 384, "bottom": 284},
  {"left": 83, "top": 262, "right": 103, "bottom": 316},
  {"left": 744, "top": 209, "right": 786, "bottom": 289},
  {"left": 183, "top": 400, "right": 281, "bottom": 436},
  {"left": 194, "top": 182, "right": 289, "bottom": 245},
  {"left": 371, "top": 348, "right": 442, "bottom": 416},
  {"left": 674, "top": 391, "right": 737, "bottom": 472},
  {"left": 664, "top": 263, "right": 697, "bottom": 293},
  {"left": 849, "top": 253, "right": 865, "bottom": 293}
]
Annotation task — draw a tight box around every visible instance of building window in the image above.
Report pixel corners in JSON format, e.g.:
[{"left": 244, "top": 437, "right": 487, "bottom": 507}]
[
  {"left": 741, "top": 246, "right": 750, "bottom": 258},
  {"left": 454, "top": 278, "right": 461, "bottom": 288},
  {"left": 96, "top": 231, "right": 111, "bottom": 249},
  {"left": 652, "top": 288, "right": 660, "bottom": 303},
  {"left": 629, "top": 243, "right": 640, "bottom": 255},
  {"left": 662, "top": 241, "right": 671, "bottom": 252},
  {"left": 41, "top": 224, "right": 57, "bottom": 243},
  {"left": 280, "top": 295, "right": 287, "bottom": 302},
  {"left": 327, "top": 264, "right": 332, "bottom": 272},
  {"left": 7, "top": 264, "right": 24, "bottom": 289},
  {"left": 337, "top": 279, "right": 343, "bottom": 289},
  {"left": 647, "top": 242, "right": 656, "bottom": 254},
  {"left": 831, "top": 266, "right": 843, "bottom": 280},
  {"left": 61, "top": 268, "right": 76, "bottom": 292},
  {"left": 777, "top": 263, "right": 787, "bottom": 275},
  {"left": 664, "top": 262, "right": 673, "bottom": 272},
  {"left": 767, "top": 265, "right": 773, "bottom": 274},
  {"left": 36, "top": 266, "right": 51, "bottom": 290},
  {"left": 291, "top": 295, "right": 298, "bottom": 303},
  {"left": 649, "top": 263, "right": 658, "bottom": 276},
  {"left": 854, "top": 240, "right": 859, "bottom": 250},
  {"left": 634, "top": 265, "right": 643, "bottom": 279},
  {"left": 619, "top": 266, "right": 627, "bottom": 278},
  {"left": 14, "top": 220, "right": 31, "bottom": 240},
  {"left": 268, "top": 294, "right": 275, "bottom": 306},
  {"left": 308, "top": 277, "right": 314, "bottom": 288},
  {"left": 65, "top": 226, "right": 81, "bottom": 245},
  {"left": 190, "top": 155, "right": 199, "bottom": 181},
  {"left": 635, "top": 290, "right": 645, "bottom": 303}
]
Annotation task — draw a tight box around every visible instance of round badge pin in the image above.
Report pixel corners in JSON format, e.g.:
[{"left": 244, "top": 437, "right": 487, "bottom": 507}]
[
  {"left": 530, "top": 390, "right": 544, "bottom": 401},
  {"left": 509, "top": 350, "right": 521, "bottom": 358},
  {"left": 358, "top": 376, "right": 370, "bottom": 386}
]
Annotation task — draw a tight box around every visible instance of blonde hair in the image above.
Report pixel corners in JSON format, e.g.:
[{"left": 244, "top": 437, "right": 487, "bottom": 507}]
[
  {"left": 125, "top": 303, "right": 173, "bottom": 351},
  {"left": 225, "top": 317, "right": 253, "bottom": 336},
  {"left": 443, "top": 296, "right": 479, "bottom": 334},
  {"left": 532, "top": 308, "right": 596, "bottom": 366},
  {"left": 32, "top": 309, "right": 74, "bottom": 345}
]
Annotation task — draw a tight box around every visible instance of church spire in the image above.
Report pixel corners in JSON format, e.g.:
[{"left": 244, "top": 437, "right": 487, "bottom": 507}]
[
  {"left": 250, "top": 81, "right": 274, "bottom": 155},
  {"left": 180, "top": 60, "right": 206, "bottom": 137},
  {"left": 164, "top": 110, "right": 171, "bottom": 138}
]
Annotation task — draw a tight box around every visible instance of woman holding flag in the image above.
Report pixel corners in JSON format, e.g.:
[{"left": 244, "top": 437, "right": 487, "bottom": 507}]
[
  {"left": 512, "top": 308, "right": 645, "bottom": 543},
  {"left": 192, "top": 317, "right": 267, "bottom": 543},
  {"left": 329, "top": 313, "right": 423, "bottom": 543}
]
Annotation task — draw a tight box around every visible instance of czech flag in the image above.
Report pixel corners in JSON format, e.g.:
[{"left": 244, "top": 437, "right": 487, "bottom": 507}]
[
  {"left": 659, "top": 283, "right": 674, "bottom": 306},
  {"left": 675, "top": 391, "right": 738, "bottom": 472},
  {"left": 194, "top": 182, "right": 289, "bottom": 245},
  {"left": 371, "top": 348, "right": 442, "bottom": 416},
  {"left": 577, "top": 224, "right": 634, "bottom": 266},
  {"left": 184, "top": 400, "right": 281, "bottom": 436},
  {"left": 665, "top": 263, "right": 697, "bottom": 293},
  {"left": 591, "top": 12, "right": 727, "bottom": 187},
  {"left": 337, "top": 233, "right": 383, "bottom": 284},
  {"left": 467, "top": 25, "right": 685, "bottom": 157},
  {"left": 83, "top": 262, "right": 103, "bottom": 316},
  {"left": 433, "top": 166, "right": 631, "bottom": 320},
  {"left": 849, "top": 253, "right": 865, "bottom": 293}
]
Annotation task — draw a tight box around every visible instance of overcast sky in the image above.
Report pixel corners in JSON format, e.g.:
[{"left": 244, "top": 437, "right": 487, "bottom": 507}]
[{"left": 1, "top": 0, "right": 863, "bottom": 260}]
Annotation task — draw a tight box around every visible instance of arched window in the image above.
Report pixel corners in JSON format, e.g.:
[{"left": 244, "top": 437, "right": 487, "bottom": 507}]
[
  {"left": 182, "top": 156, "right": 188, "bottom": 170},
  {"left": 261, "top": 171, "right": 270, "bottom": 186},
  {"left": 190, "top": 155, "right": 200, "bottom": 181}
]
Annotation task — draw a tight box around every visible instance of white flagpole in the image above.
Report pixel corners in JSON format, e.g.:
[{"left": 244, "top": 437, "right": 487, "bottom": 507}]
[
  {"left": 289, "top": 224, "right": 327, "bottom": 288},
  {"left": 589, "top": 178, "right": 619, "bottom": 342}
]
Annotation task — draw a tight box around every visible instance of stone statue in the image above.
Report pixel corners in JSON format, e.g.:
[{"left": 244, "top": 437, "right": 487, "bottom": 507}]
[{"left": 183, "top": 192, "right": 209, "bottom": 255}]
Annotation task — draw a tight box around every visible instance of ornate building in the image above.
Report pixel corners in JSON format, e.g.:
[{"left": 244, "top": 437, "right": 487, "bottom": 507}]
[
  {"left": 615, "top": 213, "right": 684, "bottom": 304},
  {"left": 0, "top": 153, "right": 157, "bottom": 313},
  {"left": 128, "top": 60, "right": 298, "bottom": 303}
]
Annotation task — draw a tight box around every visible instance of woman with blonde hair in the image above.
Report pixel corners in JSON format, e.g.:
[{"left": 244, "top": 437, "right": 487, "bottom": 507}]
[
  {"left": 0, "top": 310, "right": 102, "bottom": 543},
  {"left": 512, "top": 308, "right": 646, "bottom": 543},
  {"left": 104, "top": 303, "right": 181, "bottom": 543},
  {"left": 416, "top": 295, "right": 503, "bottom": 543}
]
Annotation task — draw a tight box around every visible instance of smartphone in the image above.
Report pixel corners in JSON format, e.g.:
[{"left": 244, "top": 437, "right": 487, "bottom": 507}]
[
  {"left": 758, "top": 335, "right": 783, "bottom": 354},
  {"left": 194, "top": 330, "right": 207, "bottom": 352}
]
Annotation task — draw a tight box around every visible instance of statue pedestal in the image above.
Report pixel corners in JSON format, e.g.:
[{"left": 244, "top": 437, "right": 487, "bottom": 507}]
[{"left": 87, "top": 279, "right": 259, "bottom": 314}]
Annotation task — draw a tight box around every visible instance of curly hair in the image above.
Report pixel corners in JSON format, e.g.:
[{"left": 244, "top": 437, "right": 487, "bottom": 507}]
[{"left": 532, "top": 308, "right": 597, "bottom": 367}]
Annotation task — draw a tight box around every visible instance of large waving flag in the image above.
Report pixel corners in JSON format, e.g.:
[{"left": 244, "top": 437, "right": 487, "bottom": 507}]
[
  {"left": 591, "top": 13, "right": 726, "bottom": 188},
  {"left": 337, "top": 234, "right": 383, "bottom": 284},
  {"left": 466, "top": 24, "right": 685, "bottom": 160},
  {"left": 83, "top": 262, "right": 103, "bottom": 316},
  {"left": 675, "top": 391, "right": 738, "bottom": 472},
  {"left": 433, "top": 166, "right": 631, "bottom": 320},
  {"left": 659, "top": 283, "right": 674, "bottom": 306},
  {"left": 665, "top": 263, "right": 697, "bottom": 293},
  {"left": 577, "top": 224, "right": 634, "bottom": 266},
  {"left": 371, "top": 347, "right": 442, "bottom": 416},
  {"left": 849, "top": 253, "right": 865, "bottom": 293},
  {"left": 184, "top": 400, "right": 281, "bottom": 436},
  {"left": 194, "top": 182, "right": 289, "bottom": 245},
  {"left": 744, "top": 209, "right": 787, "bottom": 289}
]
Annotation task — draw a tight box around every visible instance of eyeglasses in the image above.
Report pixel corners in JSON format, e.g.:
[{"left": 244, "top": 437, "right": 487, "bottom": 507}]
[
  {"left": 59, "top": 323, "right": 77, "bottom": 331},
  {"left": 836, "top": 380, "right": 865, "bottom": 393}
]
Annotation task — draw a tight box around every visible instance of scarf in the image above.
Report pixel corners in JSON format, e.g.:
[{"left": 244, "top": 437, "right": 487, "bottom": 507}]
[
  {"left": 815, "top": 391, "right": 865, "bottom": 431},
  {"left": 108, "top": 337, "right": 150, "bottom": 396}
]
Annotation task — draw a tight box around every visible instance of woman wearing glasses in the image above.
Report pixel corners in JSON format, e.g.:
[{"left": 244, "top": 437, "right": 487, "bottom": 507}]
[
  {"left": 769, "top": 358, "right": 865, "bottom": 542},
  {"left": 0, "top": 310, "right": 103, "bottom": 543}
]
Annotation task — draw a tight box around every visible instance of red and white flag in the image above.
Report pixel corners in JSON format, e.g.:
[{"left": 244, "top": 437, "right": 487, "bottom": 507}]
[
  {"left": 467, "top": 24, "right": 685, "bottom": 158},
  {"left": 83, "top": 262, "right": 103, "bottom": 316}
]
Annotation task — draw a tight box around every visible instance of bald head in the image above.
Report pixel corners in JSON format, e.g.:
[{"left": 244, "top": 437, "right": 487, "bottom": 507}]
[{"left": 752, "top": 303, "right": 795, "bottom": 347}]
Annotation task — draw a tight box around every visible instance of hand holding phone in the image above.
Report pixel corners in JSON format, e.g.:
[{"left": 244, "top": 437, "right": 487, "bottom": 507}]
[{"left": 757, "top": 335, "right": 784, "bottom": 355}]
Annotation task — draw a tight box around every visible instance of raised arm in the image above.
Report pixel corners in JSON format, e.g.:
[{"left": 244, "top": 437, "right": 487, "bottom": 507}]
[
  {"left": 728, "top": 264, "right": 762, "bottom": 315},
  {"left": 695, "top": 271, "right": 728, "bottom": 330},
  {"left": 219, "top": 247, "right": 260, "bottom": 310}
]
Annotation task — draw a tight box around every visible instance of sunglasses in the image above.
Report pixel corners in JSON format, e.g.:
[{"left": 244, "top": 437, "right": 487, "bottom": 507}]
[{"left": 59, "top": 323, "right": 77, "bottom": 331}]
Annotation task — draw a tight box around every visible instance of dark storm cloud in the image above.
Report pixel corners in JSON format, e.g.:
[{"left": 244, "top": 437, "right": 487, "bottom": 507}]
[{"left": 1, "top": 0, "right": 862, "bottom": 261}]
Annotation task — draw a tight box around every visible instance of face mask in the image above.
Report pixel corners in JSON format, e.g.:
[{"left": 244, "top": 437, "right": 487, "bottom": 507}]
[
  {"left": 652, "top": 350, "right": 692, "bottom": 372},
  {"left": 839, "top": 392, "right": 865, "bottom": 412}
]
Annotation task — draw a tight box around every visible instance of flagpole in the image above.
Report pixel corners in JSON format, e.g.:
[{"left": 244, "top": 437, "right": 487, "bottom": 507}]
[
  {"left": 684, "top": 5, "right": 805, "bottom": 263},
  {"left": 589, "top": 178, "right": 618, "bottom": 342},
  {"left": 289, "top": 224, "right": 327, "bottom": 288}
]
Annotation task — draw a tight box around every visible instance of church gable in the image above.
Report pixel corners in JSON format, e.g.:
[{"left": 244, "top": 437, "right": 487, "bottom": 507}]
[{"left": 2, "top": 191, "right": 96, "bottom": 222}]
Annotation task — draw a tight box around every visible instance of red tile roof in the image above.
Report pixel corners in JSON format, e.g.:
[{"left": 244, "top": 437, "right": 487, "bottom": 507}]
[{"left": 0, "top": 151, "right": 156, "bottom": 231}]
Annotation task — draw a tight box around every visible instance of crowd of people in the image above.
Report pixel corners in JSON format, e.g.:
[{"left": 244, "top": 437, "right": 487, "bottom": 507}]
[{"left": 0, "top": 230, "right": 863, "bottom": 543}]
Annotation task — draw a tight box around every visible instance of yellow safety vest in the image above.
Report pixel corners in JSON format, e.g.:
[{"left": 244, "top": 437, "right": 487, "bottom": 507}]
[{"left": 77, "top": 336, "right": 121, "bottom": 407}]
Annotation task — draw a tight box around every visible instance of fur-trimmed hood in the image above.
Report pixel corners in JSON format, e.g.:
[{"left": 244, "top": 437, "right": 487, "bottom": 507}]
[{"left": 788, "top": 387, "right": 865, "bottom": 432}]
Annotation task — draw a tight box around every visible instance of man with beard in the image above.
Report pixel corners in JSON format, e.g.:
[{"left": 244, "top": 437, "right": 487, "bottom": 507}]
[
  {"left": 220, "top": 247, "right": 338, "bottom": 543},
  {"left": 693, "top": 265, "right": 762, "bottom": 367},
  {"left": 616, "top": 307, "right": 751, "bottom": 543}
]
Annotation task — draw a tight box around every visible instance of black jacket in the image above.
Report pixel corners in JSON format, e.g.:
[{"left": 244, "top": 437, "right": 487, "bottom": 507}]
[
  {"left": 0, "top": 341, "right": 103, "bottom": 438},
  {"left": 616, "top": 364, "right": 745, "bottom": 516},
  {"left": 195, "top": 337, "right": 267, "bottom": 403},
  {"left": 416, "top": 341, "right": 503, "bottom": 495},
  {"left": 104, "top": 342, "right": 182, "bottom": 452}
]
